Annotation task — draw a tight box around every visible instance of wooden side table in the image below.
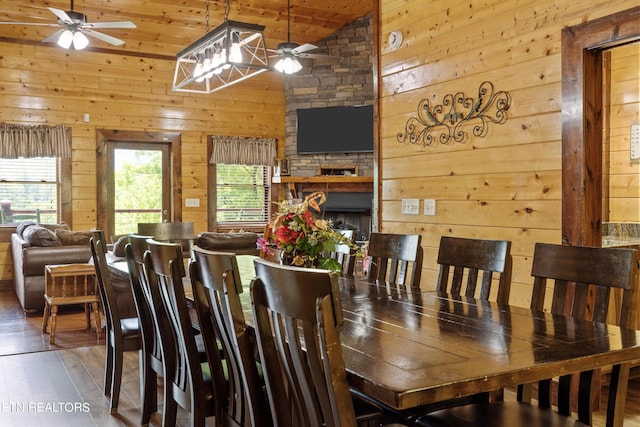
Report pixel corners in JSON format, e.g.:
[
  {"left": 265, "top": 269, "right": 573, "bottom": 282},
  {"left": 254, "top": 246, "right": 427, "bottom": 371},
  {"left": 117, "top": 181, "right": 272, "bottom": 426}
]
[{"left": 42, "top": 263, "right": 101, "bottom": 345}]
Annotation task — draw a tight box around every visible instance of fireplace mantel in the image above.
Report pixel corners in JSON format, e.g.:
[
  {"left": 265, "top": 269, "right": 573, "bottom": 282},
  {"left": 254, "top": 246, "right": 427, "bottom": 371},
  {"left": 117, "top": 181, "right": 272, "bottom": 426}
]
[
  {"left": 272, "top": 175, "right": 373, "bottom": 195},
  {"left": 272, "top": 176, "right": 373, "bottom": 184}
]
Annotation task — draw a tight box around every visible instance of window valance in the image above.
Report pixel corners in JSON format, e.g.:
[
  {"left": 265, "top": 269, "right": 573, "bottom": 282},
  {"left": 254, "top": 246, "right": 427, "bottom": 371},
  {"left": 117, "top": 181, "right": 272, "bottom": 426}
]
[
  {"left": 209, "top": 136, "right": 276, "bottom": 166},
  {"left": 0, "top": 123, "right": 71, "bottom": 158}
]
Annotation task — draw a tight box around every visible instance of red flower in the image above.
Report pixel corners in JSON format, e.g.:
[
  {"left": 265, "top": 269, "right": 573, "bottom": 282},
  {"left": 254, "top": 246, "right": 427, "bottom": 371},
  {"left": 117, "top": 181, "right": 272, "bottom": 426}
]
[
  {"left": 274, "top": 226, "right": 301, "bottom": 246},
  {"left": 302, "top": 210, "right": 315, "bottom": 227}
]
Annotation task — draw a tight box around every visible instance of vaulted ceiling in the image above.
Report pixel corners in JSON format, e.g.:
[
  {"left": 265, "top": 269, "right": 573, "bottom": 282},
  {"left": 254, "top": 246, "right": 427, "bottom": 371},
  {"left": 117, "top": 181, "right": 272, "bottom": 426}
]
[{"left": 0, "top": 0, "right": 373, "bottom": 59}]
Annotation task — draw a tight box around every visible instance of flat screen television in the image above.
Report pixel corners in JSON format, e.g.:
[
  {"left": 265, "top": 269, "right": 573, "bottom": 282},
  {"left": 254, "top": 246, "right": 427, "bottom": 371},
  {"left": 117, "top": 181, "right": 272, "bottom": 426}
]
[{"left": 296, "top": 105, "right": 373, "bottom": 154}]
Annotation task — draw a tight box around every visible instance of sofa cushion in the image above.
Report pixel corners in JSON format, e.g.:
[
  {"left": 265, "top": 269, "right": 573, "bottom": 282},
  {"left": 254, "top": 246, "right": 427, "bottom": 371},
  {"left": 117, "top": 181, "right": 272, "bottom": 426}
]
[
  {"left": 22, "top": 225, "right": 61, "bottom": 247},
  {"left": 195, "top": 232, "right": 259, "bottom": 251},
  {"left": 55, "top": 229, "right": 92, "bottom": 246},
  {"left": 40, "top": 222, "right": 71, "bottom": 233}
]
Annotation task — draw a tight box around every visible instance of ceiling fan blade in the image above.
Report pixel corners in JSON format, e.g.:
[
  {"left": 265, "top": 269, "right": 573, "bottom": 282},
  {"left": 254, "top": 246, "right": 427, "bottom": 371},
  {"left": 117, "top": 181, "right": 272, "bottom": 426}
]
[
  {"left": 297, "top": 53, "right": 341, "bottom": 61},
  {"left": 48, "top": 7, "right": 73, "bottom": 24},
  {"left": 292, "top": 43, "right": 317, "bottom": 54},
  {"left": 83, "top": 21, "right": 136, "bottom": 29},
  {"left": 82, "top": 28, "right": 125, "bottom": 46},
  {"left": 42, "top": 28, "right": 66, "bottom": 44},
  {"left": 267, "top": 48, "right": 284, "bottom": 54}
]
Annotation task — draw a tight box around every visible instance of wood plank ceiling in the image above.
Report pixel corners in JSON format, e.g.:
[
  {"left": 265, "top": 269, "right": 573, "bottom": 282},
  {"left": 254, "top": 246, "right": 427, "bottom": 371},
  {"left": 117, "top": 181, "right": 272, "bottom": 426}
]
[{"left": 0, "top": 0, "right": 373, "bottom": 59}]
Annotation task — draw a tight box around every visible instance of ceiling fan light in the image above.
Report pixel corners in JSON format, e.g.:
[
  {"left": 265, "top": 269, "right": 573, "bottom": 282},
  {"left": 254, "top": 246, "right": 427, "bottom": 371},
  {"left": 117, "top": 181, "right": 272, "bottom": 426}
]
[
  {"left": 275, "top": 56, "right": 302, "bottom": 74},
  {"left": 72, "top": 31, "right": 90, "bottom": 50},
  {"left": 290, "top": 58, "right": 303, "bottom": 73},
  {"left": 57, "top": 29, "right": 74, "bottom": 49}
]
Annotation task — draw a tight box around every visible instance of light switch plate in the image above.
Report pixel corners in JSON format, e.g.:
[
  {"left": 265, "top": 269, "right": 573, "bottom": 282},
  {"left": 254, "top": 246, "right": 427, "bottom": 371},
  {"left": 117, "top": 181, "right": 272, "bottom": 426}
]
[
  {"left": 631, "top": 124, "right": 640, "bottom": 161},
  {"left": 401, "top": 199, "right": 420, "bottom": 215},
  {"left": 424, "top": 199, "right": 436, "bottom": 216},
  {"left": 185, "top": 198, "right": 200, "bottom": 207}
]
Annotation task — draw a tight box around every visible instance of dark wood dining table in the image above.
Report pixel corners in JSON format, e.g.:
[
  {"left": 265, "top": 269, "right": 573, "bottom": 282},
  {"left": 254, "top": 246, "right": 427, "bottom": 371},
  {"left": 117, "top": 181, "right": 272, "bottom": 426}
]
[{"left": 109, "top": 258, "right": 640, "bottom": 412}]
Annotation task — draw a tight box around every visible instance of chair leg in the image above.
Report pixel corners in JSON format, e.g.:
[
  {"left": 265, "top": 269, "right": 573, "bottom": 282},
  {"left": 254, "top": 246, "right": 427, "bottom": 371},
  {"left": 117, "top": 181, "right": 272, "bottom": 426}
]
[
  {"left": 104, "top": 340, "right": 113, "bottom": 396},
  {"left": 163, "top": 397, "right": 178, "bottom": 427},
  {"left": 110, "top": 344, "right": 124, "bottom": 413},
  {"left": 140, "top": 352, "right": 157, "bottom": 426}
]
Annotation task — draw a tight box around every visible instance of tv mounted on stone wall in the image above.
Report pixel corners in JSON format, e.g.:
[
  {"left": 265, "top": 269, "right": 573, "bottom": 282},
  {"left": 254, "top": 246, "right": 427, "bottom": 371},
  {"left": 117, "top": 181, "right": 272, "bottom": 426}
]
[{"left": 296, "top": 105, "right": 374, "bottom": 154}]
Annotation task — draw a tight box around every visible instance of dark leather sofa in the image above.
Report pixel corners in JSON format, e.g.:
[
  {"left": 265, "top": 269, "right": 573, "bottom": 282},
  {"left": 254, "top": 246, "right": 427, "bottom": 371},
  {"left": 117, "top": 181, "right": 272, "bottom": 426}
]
[{"left": 11, "top": 231, "right": 136, "bottom": 317}]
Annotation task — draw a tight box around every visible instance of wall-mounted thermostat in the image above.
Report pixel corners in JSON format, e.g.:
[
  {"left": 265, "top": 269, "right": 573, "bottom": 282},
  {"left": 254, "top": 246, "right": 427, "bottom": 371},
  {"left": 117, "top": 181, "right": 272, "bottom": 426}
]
[{"left": 389, "top": 30, "right": 403, "bottom": 50}]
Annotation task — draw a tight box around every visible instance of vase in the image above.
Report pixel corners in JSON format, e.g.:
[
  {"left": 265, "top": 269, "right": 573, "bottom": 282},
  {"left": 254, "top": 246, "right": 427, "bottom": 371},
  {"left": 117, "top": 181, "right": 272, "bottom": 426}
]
[{"left": 280, "top": 252, "right": 318, "bottom": 268}]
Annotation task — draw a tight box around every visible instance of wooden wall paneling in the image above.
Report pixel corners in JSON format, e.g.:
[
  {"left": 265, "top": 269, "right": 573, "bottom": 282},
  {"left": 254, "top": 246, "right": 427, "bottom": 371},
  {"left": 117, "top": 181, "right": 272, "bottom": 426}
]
[
  {"left": 381, "top": 172, "right": 561, "bottom": 202},
  {"left": 381, "top": 143, "right": 561, "bottom": 180}
]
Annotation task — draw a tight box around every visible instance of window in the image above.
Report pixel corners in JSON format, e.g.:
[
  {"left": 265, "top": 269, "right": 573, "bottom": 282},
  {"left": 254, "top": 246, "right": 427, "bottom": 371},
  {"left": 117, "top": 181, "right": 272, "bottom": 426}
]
[
  {"left": 216, "top": 164, "right": 270, "bottom": 226},
  {"left": 0, "top": 157, "right": 58, "bottom": 224}
]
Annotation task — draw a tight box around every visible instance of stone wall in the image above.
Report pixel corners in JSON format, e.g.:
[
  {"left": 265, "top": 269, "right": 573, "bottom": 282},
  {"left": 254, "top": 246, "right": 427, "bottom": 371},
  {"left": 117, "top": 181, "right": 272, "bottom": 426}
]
[{"left": 283, "top": 13, "right": 374, "bottom": 177}]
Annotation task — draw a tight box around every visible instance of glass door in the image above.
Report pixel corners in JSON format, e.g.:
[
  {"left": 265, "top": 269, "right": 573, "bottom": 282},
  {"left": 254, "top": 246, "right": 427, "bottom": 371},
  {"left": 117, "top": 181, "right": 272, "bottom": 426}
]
[{"left": 107, "top": 142, "right": 171, "bottom": 236}]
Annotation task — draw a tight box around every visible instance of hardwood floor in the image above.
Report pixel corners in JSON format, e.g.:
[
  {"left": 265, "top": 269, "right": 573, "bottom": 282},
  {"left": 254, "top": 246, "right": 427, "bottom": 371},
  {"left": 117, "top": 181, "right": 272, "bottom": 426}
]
[{"left": 1, "top": 286, "right": 640, "bottom": 426}]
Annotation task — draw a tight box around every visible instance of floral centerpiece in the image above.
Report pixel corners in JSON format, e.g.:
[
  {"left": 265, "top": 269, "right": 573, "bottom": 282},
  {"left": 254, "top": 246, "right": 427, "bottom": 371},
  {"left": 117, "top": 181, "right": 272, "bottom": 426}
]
[{"left": 257, "top": 191, "right": 360, "bottom": 272}]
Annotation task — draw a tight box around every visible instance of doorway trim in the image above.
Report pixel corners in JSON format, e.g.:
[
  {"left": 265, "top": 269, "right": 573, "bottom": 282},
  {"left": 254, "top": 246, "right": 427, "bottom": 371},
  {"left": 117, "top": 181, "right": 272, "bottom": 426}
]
[
  {"left": 561, "top": 6, "right": 640, "bottom": 246},
  {"left": 96, "top": 130, "right": 182, "bottom": 236}
]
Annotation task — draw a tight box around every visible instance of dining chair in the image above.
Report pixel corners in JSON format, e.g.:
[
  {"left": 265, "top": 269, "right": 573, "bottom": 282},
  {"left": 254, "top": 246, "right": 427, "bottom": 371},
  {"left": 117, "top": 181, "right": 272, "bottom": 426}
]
[
  {"left": 124, "top": 234, "right": 169, "bottom": 426},
  {"left": 138, "top": 222, "right": 195, "bottom": 257},
  {"left": 331, "top": 229, "right": 357, "bottom": 278},
  {"left": 89, "top": 232, "right": 142, "bottom": 414},
  {"left": 435, "top": 236, "right": 512, "bottom": 305},
  {"left": 189, "top": 246, "right": 271, "bottom": 426},
  {"left": 366, "top": 232, "right": 423, "bottom": 288},
  {"left": 252, "top": 258, "right": 392, "bottom": 426},
  {"left": 413, "top": 243, "right": 639, "bottom": 427},
  {"left": 144, "top": 238, "right": 216, "bottom": 427}
]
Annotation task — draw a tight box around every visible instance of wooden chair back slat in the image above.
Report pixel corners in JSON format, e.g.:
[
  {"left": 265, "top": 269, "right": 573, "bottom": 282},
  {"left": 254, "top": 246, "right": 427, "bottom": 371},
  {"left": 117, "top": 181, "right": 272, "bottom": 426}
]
[
  {"left": 530, "top": 243, "right": 638, "bottom": 326},
  {"left": 366, "top": 232, "right": 423, "bottom": 288},
  {"left": 436, "top": 236, "right": 512, "bottom": 305}
]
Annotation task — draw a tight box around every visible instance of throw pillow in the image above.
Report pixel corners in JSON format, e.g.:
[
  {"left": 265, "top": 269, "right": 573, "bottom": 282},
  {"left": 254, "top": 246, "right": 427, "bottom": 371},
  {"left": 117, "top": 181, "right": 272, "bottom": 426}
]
[
  {"left": 22, "top": 224, "right": 61, "bottom": 247},
  {"left": 55, "top": 229, "right": 92, "bottom": 246},
  {"left": 112, "top": 235, "right": 129, "bottom": 257},
  {"left": 16, "top": 221, "right": 36, "bottom": 238}
]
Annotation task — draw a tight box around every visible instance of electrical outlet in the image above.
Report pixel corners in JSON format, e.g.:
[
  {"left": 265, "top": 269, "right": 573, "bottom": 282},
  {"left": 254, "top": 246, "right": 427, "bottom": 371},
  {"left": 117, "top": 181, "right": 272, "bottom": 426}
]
[
  {"left": 424, "top": 199, "right": 436, "bottom": 216},
  {"left": 401, "top": 199, "right": 420, "bottom": 215},
  {"left": 185, "top": 198, "right": 200, "bottom": 207},
  {"left": 631, "top": 124, "right": 640, "bottom": 161}
]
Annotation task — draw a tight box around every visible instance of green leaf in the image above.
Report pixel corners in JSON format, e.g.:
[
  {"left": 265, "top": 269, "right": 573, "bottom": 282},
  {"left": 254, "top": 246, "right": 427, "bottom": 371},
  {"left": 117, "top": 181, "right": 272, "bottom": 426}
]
[{"left": 318, "top": 257, "right": 342, "bottom": 273}]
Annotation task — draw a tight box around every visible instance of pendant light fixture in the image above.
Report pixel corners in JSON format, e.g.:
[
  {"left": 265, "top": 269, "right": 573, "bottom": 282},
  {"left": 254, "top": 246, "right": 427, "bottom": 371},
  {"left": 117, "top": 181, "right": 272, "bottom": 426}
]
[{"left": 172, "top": 0, "right": 269, "bottom": 93}]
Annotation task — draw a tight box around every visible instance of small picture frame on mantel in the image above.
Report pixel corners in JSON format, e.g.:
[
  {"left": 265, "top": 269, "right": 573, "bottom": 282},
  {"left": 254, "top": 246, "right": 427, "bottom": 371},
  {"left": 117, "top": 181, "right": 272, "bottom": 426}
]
[{"left": 274, "top": 158, "right": 290, "bottom": 177}]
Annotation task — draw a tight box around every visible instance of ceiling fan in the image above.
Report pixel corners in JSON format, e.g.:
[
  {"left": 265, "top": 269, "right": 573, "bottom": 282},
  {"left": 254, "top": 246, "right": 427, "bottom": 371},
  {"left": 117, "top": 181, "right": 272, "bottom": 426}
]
[
  {"left": 269, "top": 0, "right": 339, "bottom": 74},
  {"left": 0, "top": 0, "right": 136, "bottom": 50}
]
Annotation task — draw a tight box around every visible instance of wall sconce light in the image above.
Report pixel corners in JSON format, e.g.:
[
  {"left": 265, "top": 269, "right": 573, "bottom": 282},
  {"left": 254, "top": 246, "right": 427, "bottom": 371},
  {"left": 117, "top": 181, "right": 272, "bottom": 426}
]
[{"left": 172, "top": 0, "right": 269, "bottom": 93}]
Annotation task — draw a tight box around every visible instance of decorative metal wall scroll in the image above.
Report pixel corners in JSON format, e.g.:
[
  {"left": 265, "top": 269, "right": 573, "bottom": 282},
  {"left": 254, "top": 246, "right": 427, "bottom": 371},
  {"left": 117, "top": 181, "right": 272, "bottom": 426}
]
[{"left": 397, "top": 81, "right": 511, "bottom": 146}]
